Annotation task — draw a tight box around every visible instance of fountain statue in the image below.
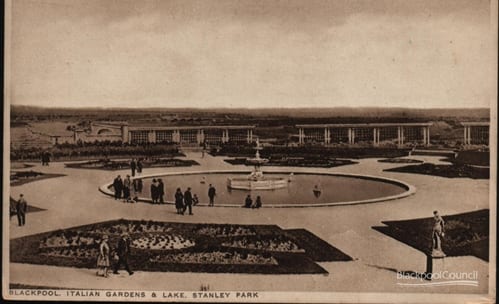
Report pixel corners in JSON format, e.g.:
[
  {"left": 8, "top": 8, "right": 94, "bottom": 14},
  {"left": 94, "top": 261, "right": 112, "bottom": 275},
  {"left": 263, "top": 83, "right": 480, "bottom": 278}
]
[{"left": 227, "top": 139, "right": 289, "bottom": 190}]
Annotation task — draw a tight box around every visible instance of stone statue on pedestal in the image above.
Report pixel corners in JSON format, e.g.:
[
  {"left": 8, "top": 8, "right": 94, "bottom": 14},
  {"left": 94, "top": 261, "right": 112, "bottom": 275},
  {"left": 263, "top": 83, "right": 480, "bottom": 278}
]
[{"left": 431, "top": 210, "right": 446, "bottom": 258}]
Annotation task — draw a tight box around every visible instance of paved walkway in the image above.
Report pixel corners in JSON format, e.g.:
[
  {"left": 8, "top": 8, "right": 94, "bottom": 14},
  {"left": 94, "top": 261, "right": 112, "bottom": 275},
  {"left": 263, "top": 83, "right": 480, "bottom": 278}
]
[{"left": 7, "top": 153, "right": 490, "bottom": 293}]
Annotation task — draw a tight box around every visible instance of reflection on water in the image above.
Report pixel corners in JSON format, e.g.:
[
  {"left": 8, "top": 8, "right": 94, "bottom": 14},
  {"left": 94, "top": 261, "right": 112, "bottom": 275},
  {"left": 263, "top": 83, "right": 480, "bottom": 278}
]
[{"left": 139, "top": 173, "right": 406, "bottom": 205}]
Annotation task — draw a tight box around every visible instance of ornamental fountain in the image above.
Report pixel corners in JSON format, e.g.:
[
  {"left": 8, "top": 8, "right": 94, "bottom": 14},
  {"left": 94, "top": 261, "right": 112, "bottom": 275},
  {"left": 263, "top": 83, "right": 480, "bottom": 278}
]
[{"left": 226, "top": 139, "right": 290, "bottom": 190}]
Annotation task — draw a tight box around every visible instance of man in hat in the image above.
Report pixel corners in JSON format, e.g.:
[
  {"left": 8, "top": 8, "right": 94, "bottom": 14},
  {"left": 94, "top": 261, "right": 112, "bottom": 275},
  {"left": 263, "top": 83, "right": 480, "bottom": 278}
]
[
  {"left": 208, "top": 184, "right": 216, "bottom": 207},
  {"left": 16, "top": 194, "right": 28, "bottom": 226},
  {"left": 113, "top": 232, "right": 134, "bottom": 275}
]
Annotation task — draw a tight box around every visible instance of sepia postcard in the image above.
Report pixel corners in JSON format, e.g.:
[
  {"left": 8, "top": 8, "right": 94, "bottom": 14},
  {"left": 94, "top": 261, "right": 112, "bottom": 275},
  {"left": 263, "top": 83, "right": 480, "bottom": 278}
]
[{"left": 3, "top": 0, "right": 497, "bottom": 303}]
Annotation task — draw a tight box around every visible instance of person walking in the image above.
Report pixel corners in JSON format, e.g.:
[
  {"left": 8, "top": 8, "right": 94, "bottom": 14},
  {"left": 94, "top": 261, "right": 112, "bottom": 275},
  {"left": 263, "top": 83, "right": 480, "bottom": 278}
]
[
  {"left": 137, "top": 178, "right": 143, "bottom": 193},
  {"left": 123, "top": 175, "right": 131, "bottom": 202},
  {"left": 113, "top": 233, "right": 133, "bottom": 275},
  {"left": 96, "top": 234, "right": 111, "bottom": 277},
  {"left": 183, "top": 187, "right": 194, "bottom": 215},
  {"left": 130, "top": 159, "right": 137, "bottom": 177},
  {"left": 136, "top": 159, "right": 143, "bottom": 176},
  {"left": 208, "top": 184, "right": 216, "bottom": 207},
  {"left": 113, "top": 175, "right": 123, "bottom": 200},
  {"left": 175, "top": 188, "right": 184, "bottom": 214},
  {"left": 158, "top": 179, "right": 165, "bottom": 204},
  {"left": 16, "top": 194, "right": 28, "bottom": 226}
]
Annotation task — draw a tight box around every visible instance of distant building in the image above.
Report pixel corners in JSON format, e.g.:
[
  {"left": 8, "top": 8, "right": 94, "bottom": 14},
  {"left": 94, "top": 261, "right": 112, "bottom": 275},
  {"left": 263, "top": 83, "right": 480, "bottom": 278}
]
[
  {"left": 74, "top": 122, "right": 255, "bottom": 146},
  {"left": 296, "top": 123, "right": 432, "bottom": 147},
  {"left": 461, "top": 122, "right": 489, "bottom": 146}
]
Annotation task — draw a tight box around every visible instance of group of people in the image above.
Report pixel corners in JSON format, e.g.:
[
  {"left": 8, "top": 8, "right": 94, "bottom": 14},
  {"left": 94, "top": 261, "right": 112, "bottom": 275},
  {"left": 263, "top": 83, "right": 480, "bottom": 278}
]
[
  {"left": 96, "top": 232, "right": 134, "bottom": 278},
  {"left": 113, "top": 175, "right": 143, "bottom": 203},
  {"left": 243, "top": 194, "right": 262, "bottom": 209},
  {"left": 129, "top": 158, "right": 143, "bottom": 177},
  {"left": 41, "top": 151, "right": 51, "bottom": 166},
  {"left": 150, "top": 178, "right": 165, "bottom": 204},
  {"left": 174, "top": 187, "right": 199, "bottom": 215}
]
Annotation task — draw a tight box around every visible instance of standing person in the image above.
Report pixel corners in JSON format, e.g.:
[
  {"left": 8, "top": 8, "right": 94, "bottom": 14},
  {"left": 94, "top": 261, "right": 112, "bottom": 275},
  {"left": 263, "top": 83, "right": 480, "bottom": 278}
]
[
  {"left": 253, "top": 196, "right": 262, "bottom": 209},
  {"left": 137, "top": 178, "right": 143, "bottom": 193},
  {"left": 244, "top": 195, "right": 253, "bottom": 208},
  {"left": 150, "top": 179, "right": 158, "bottom": 204},
  {"left": 113, "top": 233, "right": 133, "bottom": 275},
  {"left": 158, "top": 179, "right": 165, "bottom": 204},
  {"left": 123, "top": 175, "right": 131, "bottom": 202},
  {"left": 16, "top": 194, "right": 28, "bottom": 226},
  {"left": 136, "top": 159, "right": 143, "bottom": 176},
  {"left": 208, "top": 184, "right": 216, "bottom": 207},
  {"left": 40, "top": 152, "right": 46, "bottom": 166},
  {"left": 113, "top": 175, "right": 123, "bottom": 200},
  {"left": 96, "top": 235, "right": 110, "bottom": 277},
  {"left": 175, "top": 188, "right": 184, "bottom": 214},
  {"left": 130, "top": 159, "right": 137, "bottom": 177},
  {"left": 183, "top": 187, "right": 193, "bottom": 215},
  {"left": 44, "top": 151, "right": 51, "bottom": 166}
]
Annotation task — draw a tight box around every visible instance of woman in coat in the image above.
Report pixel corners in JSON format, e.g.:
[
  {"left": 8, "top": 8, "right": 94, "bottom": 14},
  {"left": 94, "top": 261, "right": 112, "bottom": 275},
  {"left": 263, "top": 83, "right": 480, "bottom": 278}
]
[
  {"left": 175, "top": 188, "right": 184, "bottom": 214},
  {"left": 97, "top": 234, "right": 110, "bottom": 277},
  {"left": 150, "top": 179, "right": 158, "bottom": 204}
]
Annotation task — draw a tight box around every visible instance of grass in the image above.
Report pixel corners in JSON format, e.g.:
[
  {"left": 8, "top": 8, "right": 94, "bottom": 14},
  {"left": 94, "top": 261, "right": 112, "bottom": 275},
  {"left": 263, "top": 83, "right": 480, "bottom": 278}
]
[
  {"left": 10, "top": 172, "right": 67, "bottom": 186},
  {"left": 65, "top": 159, "right": 199, "bottom": 170},
  {"left": 377, "top": 158, "right": 423, "bottom": 164},
  {"left": 372, "top": 209, "right": 489, "bottom": 261},
  {"left": 383, "top": 163, "right": 489, "bottom": 179},
  {"left": 9, "top": 197, "right": 46, "bottom": 216},
  {"left": 224, "top": 158, "right": 357, "bottom": 168}
]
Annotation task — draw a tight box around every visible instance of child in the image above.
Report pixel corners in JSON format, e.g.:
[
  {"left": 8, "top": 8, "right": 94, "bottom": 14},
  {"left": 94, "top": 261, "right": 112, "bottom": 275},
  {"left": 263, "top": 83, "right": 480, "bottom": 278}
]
[{"left": 192, "top": 194, "right": 199, "bottom": 206}]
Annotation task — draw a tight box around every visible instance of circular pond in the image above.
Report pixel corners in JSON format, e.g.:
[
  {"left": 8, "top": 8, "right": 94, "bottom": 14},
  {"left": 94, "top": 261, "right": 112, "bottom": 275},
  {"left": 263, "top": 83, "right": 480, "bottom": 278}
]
[{"left": 101, "top": 171, "right": 415, "bottom": 207}]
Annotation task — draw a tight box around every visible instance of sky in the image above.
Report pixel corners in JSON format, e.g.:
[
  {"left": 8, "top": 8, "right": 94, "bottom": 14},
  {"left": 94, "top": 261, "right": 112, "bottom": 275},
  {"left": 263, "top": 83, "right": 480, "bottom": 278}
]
[{"left": 7, "top": 0, "right": 497, "bottom": 109}]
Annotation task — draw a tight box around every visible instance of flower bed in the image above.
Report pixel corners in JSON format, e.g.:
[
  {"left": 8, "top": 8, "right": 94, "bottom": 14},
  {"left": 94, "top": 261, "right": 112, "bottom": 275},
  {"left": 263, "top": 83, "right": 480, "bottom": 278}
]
[
  {"left": 10, "top": 171, "right": 66, "bottom": 186},
  {"left": 150, "top": 251, "right": 278, "bottom": 265},
  {"left": 378, "top": 158, "right": 423, "bottom": 164},
  {"left": 195, "top": 225, "right": 256, "bottom": 237},
  {"left": 65, "top": 158, "right": 199, "bottom": 170},
  {"left": 11, "top": 219, "right": 351, "bottom": 274},
  {"left": 132, "top": 234, "right": 194, "bottom": 250},
  {"left": 221, "top": 235, "right": 304, "bottom": 253},
  {"left": 224, "top": 158, "right": 357, "bottom": 168},
  {"left": 384, "top": 163, "right": 489, "bottom": 179}
]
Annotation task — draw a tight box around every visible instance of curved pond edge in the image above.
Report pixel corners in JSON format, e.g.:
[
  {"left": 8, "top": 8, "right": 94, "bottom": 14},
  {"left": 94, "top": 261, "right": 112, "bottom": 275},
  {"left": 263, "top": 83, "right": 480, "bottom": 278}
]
[{"left": 99, "top": 169, "right": 416, "bottom": 208}]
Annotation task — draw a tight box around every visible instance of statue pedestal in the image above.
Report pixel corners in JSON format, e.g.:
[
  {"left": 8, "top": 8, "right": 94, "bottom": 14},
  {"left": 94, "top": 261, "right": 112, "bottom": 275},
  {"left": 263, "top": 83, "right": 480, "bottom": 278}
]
[{"left": 425, "top": 253, "right": 446, "bottom": 280}]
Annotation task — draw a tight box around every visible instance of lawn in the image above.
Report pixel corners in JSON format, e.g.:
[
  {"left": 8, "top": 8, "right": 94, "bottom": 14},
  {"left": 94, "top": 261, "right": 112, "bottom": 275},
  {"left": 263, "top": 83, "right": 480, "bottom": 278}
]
[
  {"left": 372, "top": 209, "right": 489, "bottom": 261},
  {"left": 383, "top": 163, "right": 489, "bottom": 179},
  {"left": 10, "top": 171, "right": 67, "bottom": 186},
  {"left": 65, "top": 158, "right": 199, "bottom": 170}
]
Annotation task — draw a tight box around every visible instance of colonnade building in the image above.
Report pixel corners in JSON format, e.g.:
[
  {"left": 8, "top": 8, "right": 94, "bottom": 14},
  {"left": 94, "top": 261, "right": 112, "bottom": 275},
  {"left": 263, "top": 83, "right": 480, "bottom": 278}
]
[
  {"left": 462, "top": 122, "right": 489, "bottom": 146},
  {"left": 296, "top": 123, "right": 432, "bottom": 147},
  {"left": 83, "top": 123, "right": 255, "bottom": 145},
  {"left": 73, "top": 121, "right": 489, "bottom": 148}
]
